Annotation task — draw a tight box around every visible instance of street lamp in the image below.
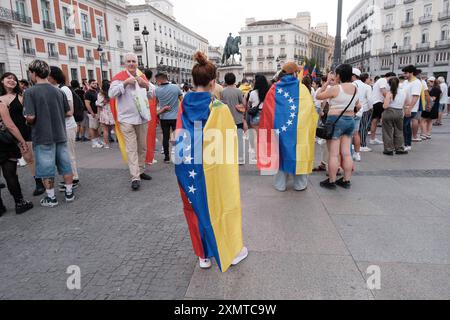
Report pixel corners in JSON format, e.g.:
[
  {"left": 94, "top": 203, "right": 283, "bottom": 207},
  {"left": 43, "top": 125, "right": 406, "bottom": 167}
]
[
  {"left": 360, "top": 25, "right": 369, "bottom": 72},
  {"left": 97, "top": 44, "right": 103, "bottom": 82},
  {"left": 392, "top": 42, "right": 398, "bottom": 73},
  {"left": 142, "top": 26, "right": 149, "bottom": 69}
]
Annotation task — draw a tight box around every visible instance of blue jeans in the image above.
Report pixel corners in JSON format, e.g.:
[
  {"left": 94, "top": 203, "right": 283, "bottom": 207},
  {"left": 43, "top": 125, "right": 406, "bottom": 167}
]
[
  {"left": 403, "top": 112, "right": 416, "bottom": 147},
  {"left": 34, "top": 142, "right": 73, "bottom": 179}
]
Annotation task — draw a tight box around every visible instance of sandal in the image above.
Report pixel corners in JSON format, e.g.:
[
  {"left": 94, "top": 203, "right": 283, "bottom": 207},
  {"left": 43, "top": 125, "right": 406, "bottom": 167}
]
[{"left": 313, "top": 163, "right": 326, "bottom": 172}]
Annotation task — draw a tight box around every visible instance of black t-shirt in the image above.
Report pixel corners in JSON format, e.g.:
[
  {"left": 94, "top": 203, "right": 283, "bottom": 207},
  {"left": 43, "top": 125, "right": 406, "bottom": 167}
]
[
  {"left": 84, "top": 89, "right": 98, "bottom": 114},
  {"left": 74, "top": 88, "right": 87, "bottom": 111},
  {"left": 430, "top": 87, "right": 442, "bottom": 108}
]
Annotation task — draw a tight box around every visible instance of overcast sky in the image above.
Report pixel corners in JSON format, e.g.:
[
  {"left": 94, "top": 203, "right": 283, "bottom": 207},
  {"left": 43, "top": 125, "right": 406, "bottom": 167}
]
[{"left": 128, "top": 0, "right": 362, "bottom": 46}]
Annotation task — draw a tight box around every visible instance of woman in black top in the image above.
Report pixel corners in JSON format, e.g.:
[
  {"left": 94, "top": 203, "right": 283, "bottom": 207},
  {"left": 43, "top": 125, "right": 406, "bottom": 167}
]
[
  {"left": 0, "top": 72, "right": 45, "bottom": 196},
  {"left": 421, "top": 78, "right": 441, "bottom": 139},
  {"left": 0, "top": 72, "right": 34, "bottom": 215}
]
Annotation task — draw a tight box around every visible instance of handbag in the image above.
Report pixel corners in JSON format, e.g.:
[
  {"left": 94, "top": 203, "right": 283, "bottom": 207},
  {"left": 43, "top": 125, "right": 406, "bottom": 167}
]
[
  {"left": 316, "top": 87, "right": 357, "bottom": 140},
  {"left": 0, "top": 119, "right": 17, "bottom": 145},
  {"left": 247, "top": 100, "right": 262, "bottom": 116}
]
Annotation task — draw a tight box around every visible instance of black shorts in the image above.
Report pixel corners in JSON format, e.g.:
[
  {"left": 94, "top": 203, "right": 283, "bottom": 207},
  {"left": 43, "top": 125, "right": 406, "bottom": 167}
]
[{"left": 372, "top": 102, "right": 384, "bottom": 120}]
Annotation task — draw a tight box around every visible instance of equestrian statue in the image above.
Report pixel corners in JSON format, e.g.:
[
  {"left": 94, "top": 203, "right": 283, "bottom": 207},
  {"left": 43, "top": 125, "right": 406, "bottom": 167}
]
[{"left": 222, "top": 33, "right": 242, "bottom": 65}]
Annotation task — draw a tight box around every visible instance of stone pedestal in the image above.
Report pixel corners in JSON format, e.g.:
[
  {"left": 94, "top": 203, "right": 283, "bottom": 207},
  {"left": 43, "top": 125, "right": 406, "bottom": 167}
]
[{"left": 217, "top": 64, "right": 245, "bottom": 84}]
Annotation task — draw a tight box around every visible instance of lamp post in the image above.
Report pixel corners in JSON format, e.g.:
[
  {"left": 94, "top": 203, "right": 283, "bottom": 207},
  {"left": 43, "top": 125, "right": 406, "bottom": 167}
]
[
  {"left": 360, "top": 25, "right": 369, "bottom": 72},
  {"left": 392, "top": 42, "right": 398, "bottom": 73},
  {"left": 97, "top": 44, "right": 103, "bottom": 82},
  {"left": 142, "top": 26, "right": 149, "bottom": 69}
]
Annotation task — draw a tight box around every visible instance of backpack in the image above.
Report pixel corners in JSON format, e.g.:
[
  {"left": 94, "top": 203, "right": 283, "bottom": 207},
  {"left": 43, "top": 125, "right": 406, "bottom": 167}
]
[{"left": 60, "top": 85, "right": 85, "bottom": 122}]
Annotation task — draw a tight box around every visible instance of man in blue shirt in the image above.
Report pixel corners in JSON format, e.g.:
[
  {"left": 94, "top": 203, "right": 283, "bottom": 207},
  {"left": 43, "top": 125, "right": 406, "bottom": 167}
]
[{"left": 155, "top": 72, "right": 183, "bottom": 163}]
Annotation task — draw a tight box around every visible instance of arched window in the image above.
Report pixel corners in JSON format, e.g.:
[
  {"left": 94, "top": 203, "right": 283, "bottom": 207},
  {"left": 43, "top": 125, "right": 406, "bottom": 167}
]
[
  {"left": 422, "top": 29, "right": 429, "bottom": 43},
  {"left": 384, "top": 35, "right": 391, "bottom": 50}
]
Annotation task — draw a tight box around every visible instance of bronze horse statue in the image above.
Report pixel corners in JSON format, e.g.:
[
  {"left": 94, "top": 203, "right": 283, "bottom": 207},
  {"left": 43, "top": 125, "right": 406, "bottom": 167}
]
[{"left": 222, "top": 36, "right": 241, "bottom": 65}]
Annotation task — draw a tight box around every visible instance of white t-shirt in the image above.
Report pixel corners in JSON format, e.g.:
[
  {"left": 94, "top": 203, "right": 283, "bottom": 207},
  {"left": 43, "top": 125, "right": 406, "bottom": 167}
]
[
  {"left": 388, "top": 88, "right": 407, "bottom": 110},
  {"left": 248, "top": 90, "right": 264, "bottom": 110},
  {"left": 371, "top": 77, "right": 389, "bottom": 105},
  {"left": 440, "top": 82, "right": 449, "bottom": 104},
  {"left": 312, "top": 87, "right": 322, "bottom": 111},
  {"left": 404, "top": 78, "right": 422, "bottom": 113},
  {"left": 354, "top": 80, "right": 372, "bottom": 116},
  {"left": 59, "top": 86, "right": 77, "bottom": 129}
]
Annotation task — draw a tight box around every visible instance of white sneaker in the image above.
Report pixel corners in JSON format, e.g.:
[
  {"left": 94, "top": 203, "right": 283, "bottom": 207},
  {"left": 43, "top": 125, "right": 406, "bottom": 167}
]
[
  {"left": 353, "top": 152, "right": 361, "bottom": 162},
  {"left": 199, "top": 258, "right": 212, "bottom": 269},
  {"left": 152, "top": 159, "right": 158, "bottom": 164},
  {"left": 404, "top": 146, "right": 412, "bottom": 151},
  {"left": 231, "top": 247, "right": 249, "bottom": 266},
  {"left": 92, "top": 142, "right": 103, "bottom": 149},
  {"left": 412, "top": 137, "right": 422, "bottom": 142},
  {"left": 369, "top": 139, "right": 383, "bottom": 145},
  {"left": 360, "top": 146, "right": 372, "bottom": 152},
  {"left": 18, "top": 157, "right": 27, "bottom": 167}
]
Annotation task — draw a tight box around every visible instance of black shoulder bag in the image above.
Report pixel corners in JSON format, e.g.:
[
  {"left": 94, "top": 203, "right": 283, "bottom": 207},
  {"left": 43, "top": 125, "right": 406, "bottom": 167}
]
[{"left": 316, "top": 87, "right": 357, "bottom": 140}]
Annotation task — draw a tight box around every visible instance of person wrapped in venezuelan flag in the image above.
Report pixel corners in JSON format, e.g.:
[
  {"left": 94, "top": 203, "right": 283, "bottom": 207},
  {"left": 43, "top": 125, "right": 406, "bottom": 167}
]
[
  {"left": 174, "top": 51, "right": 248, "bottom": 272},
  {"left": 258, "top": 62, "right": 318, "bottom": 192}
]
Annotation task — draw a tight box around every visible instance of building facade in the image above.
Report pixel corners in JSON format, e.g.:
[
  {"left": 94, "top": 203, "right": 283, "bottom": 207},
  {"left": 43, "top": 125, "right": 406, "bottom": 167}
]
[
  {"left": 127, "top": 0, "right": 208, "bottom": 84},
  {"left": 345, "top": 0, "right": 450, "bottom": 79},
  {"left": 239, "top": 18, "right": 309, "bottom": 79},
  {"left": 0, "top": 0, "right": 129, "bottom": 83},
  {"left": 207, "top": 45, "right": 223, "bottom": 67},
  {"left": 309, "top": 25, "right": 335, "bottom": 72}
]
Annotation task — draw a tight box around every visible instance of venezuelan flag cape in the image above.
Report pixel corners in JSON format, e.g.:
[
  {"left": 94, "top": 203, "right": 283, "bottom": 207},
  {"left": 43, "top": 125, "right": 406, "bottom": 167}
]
[
  {"left": 110, "top": 70, "right": 157, "bottom": 163},
  {"left": 175, "top": 92, "right": 243, "bottom": 273},
  {"left": 258, "top": 75, "right": 318, "bottom": 175}
]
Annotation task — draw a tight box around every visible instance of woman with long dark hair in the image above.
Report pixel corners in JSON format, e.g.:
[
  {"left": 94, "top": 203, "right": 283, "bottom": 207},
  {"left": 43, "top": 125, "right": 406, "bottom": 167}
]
[
  {"left": 247, "top": 73, "right": 269, "bottom": 161},
  {"left": 381, "top": 77, "right": 408, "bottom": 155},
  {"left": 0, "top": 72, "right": 45, "bottom": 196},
  {"left": 97, "top": 80, "right": 115, "bottom": 149},
  {"left": 0, "top": 73, "right": 34, "bottom": 215},
  {"left": 421, "top": 78, "right": 441, "bottom": 139}
]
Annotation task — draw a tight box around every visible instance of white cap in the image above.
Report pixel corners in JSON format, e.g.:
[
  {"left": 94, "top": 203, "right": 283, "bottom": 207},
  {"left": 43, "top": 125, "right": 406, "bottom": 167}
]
[
  {"left": 352, "top": 68, "right": 361, "bottom": 77},
  {"left": 428, "top": 76, "right": 436, "bottom": 82}
]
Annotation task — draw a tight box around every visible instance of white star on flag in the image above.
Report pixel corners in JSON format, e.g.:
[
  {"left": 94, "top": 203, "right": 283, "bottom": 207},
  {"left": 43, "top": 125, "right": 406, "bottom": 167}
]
[
  {"left": 281, "top": 126, "right": 287, "bottom": 132},
  {"left": 288, "top": 98, "right": 294, "bottom": 104},
  {"left": 290, "top": 105, "right": 296, "bottom": 111},
  {"left": 189, "top": 170, "right": 197, "bottom": 179},
  {"left": 184, "top": 155, "right": 193, "bottom": 164},
  {"left": 290, "top": 112, "right": 296, "bottom": 118},
  {"left": 278, "top": 88, "right": 283, "bottom": 94},
  {"left": 287, "top": 120, "right": 293, "bottom": 126},
  {"left": 188, "top": 185, "right": 197, "bottom": 194},
  {"left": 284, "top": 92, "right": 289, "bottom": 98},
  {"left": 275, "top": 129, "right": 280, "bottom": 135}
]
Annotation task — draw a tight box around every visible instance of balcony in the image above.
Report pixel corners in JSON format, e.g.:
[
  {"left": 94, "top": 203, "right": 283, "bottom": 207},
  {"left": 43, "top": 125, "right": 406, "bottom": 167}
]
[
  {"left": 278, "top": 54, "right": 287, "bottom": 59},
  {"left": 258, "top": 42, "right": 264, "bottom": 46},
  {"left": 133, "top": 44, "right": 143, "bottom": 51},
  {"left": 175, "top": 51, "right": 179, "bottom": 57},
  {"left": 267, "top": 55, "right": 274, "bottom": 60},
  {"left": 245, "top": 42, "right": 253, "bottom": 46},
  {"left": 245, "top": 57, "right": 254, "bottom": 61},
  {"left": 69, "top": 54, "right": 78, "bottom": 61},
  {"left": 416, "top": 42, "right": 430, "bottom": 51},
  {"left": 13, "top": 12, "right": 32, "bottom": 25},
  {"left": 384, "top": 0, "right": 396, "bottom": 9},
  {"left": 267, "top": 41, "right": 274, "bottom": 45},
  {"left": 438, "top": 10, "right": 450, "bottom": 21},
  {"left": 401, "top": 20, "right": 414, "bottom": 28},
  {"left": 416, "top": 60, "right": 430, "bottom": 67},
  {"left": 161, "top": 47, "right": 166, "bottom": 54},
  {"left": 82, "top": 31, "right": 92, "bottom": 41},
  {"left": 117, "top": 40, "right": 124, "bottom": 48},
  {"left": 382, "top": 23, "right": 394, "bottom": 32},
  {"left": 42, "top": 20, "right": 55, "bottom": 32},
  {"left": 48, "top": 51, "right": 59, "bottom": 59},
  {"left": 98, "top": 35, "right": 106, "bottom": 44},
  {"left": 155, "top": 45, "right": 160, "bottom": 52},
  {"left": 434, "top": 60, "right": 449, "bottom": 66},
  {"left": 65, "top": 27, "right": 75, "bottom": 36},
  {"left": 170, "top": 50, "right": 175, "bottom": 56},
  {"left": 419, "top": 15, "right": 433, "bottom": 25},
  {"left": 398, "top": 44, "right": 412, "bottom": 52},
  {"left": 257, "top": 56, "right": 265, "bottom": 61},
  {"left": 23, "top": 48, "right": 36, "bottom": 57},
  {"left": 403, "top": 0, "right": 415, "bottom": 3},
  {"left": 435, "top": 39, "right": 450, "bottom": 48},
  {"left": 86, "top": 56, "right": 94, "bottom": 63},
  {"left": 279, "top": 40, "right": 286, "bottom": 45}
]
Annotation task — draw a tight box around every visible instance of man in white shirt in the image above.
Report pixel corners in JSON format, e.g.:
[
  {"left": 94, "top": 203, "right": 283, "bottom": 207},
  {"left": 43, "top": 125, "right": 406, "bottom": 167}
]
[
  {"left": 352, "top": 69, "right": 372, "bottom": 160},
  {"left": 436, "top": 76, "right": 448, "bottom": 126},
  {"left": 357, "top": 73, "right": 373, "bottom": 153},
  {"left": 402, "top": 65, "right": 422, "bottom": 151},
  {"left": 369, "top": 72, "right": 396, "bottom": 145}
]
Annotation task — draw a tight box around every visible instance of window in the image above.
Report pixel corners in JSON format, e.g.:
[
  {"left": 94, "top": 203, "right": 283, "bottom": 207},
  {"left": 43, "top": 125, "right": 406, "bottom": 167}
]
[
  {"left": 268, "top": 35, "right": 273, "bottom": 43},
  {"left": 70, "top": 68, "right": 78, "bottom": 82},
  {"left": 86, "top": 49, "right": 92, "bottom": 59},
  {"left": 403, "top": 33, "right": 411, "bottom": 46},
  {"left": 154, "top": 22, "right": 157, "bottom": 31},
  {"left": 40, "top": 0, "right": 51, "bottom": 22},
  {"left": 247, "top": 49, "right": 251, "bottom": 56},
  {"left": 97, "top": 19, "right": 104, "bottom": 38},
  {"left": 269, "top": 48, "right": 273, "bottom": 56},
  {"left": 62, "top": 7, "right": 71, "bottom": 28},
  {"left": 47, "top": 42, "right": 56, "bottom": 55},
  {"left": 424, "top": 4, "right": 432, "bottom": 16},
  {"left": 159, "top": 25, "right": 162, "bottom": 33},
  {"left": 258, "top": 36, "right": 263, "bottom": 44},
  {"left": 445, "top": 0, "right": 450, "bottom": 12},
  {"left": 442, "top": 25, "right": 449, "bottom": 40},
  {"left": 0, "top": 63, "right": 5, "bottom": 78},
  {"left": 15, "top": 0, "right": 27, "bottom": 16},
  {"left": 258, "top": 62, "right": 263, "bottom": 70},
  {"left": 135, "top": 37, "right": 141, "bottom": 45},
  {"left": 258, "top": 49, "right": 263, "bottom": 56},
  {"left": 280, "top": 35, "right": 286, "bottom": 43},
  {"left": 386, "top": 14, "right": 393, "bottom": 25},
  {"left": 406, "top": 9, "right": 413, "bottom": 22},
  {"left": 268, "top": 61, "right": 274, "bottom": 70},
  {"left": 134, "top": 19, "right": 139, "bottom": 31},
  {"left": 88, "top": 70, "right": 94, "bottom": 80},
  {"left": 68, "top": 46, "right": 76, "bottom": 57},
  {"left": 384, "top": 35, "right": 391, "bottom": 49},
  {"left": 22, "top": 38, "right": 32, "bottom": 53},
  {"left": 247, "top": 36, "right": 252, "bottom": 44},
  {"left": 138, "top": 55, "right": 143, "bottom": 66},
  {"left": 280, "top": 48, "right": 286, "bottom": 55},
  {"left": 422, "top": 29, "right": 429, "bottom": 43},
  {"left": 81, "top": 13, "right": 89, "bottom": 33}
]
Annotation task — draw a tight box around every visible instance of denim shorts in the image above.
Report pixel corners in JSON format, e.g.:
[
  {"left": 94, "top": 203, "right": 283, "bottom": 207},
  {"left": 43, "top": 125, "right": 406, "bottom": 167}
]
[
  {"left": 33, "top": 142, "right": 73, "bottom": 179},
  {"left": 326, "top": 115, "right": 356, "bottom": 140},
  {"left": 439, "top": 103, "right": 447, "bottom": 112},
  {"left": 353, "top": 116, "right": 361, "bottom": 132}
]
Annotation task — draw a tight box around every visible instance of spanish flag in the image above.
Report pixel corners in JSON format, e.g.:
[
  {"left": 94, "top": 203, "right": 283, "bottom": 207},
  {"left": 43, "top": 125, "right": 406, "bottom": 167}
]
[
  {"left": 109, "top": 70, "right": 157, "bottom": 164},
  {"left": 175, "top": 92, "right": 244, "bottom": 273},
  {"left": 258, "top": 75, "right": 318, "bottom": 175}
]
